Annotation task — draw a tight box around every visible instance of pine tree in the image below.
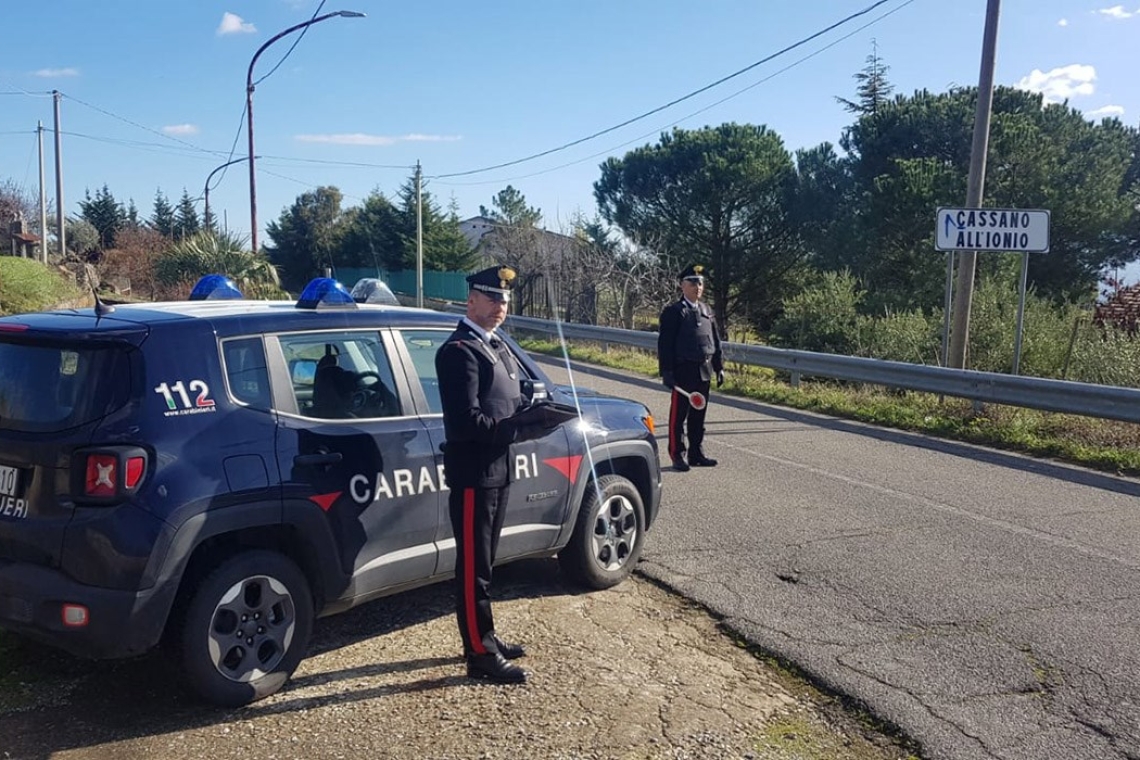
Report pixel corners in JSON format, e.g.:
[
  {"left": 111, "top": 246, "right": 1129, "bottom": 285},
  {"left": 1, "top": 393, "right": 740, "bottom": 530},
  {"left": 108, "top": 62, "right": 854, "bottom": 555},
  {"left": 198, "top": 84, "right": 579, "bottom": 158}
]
[
  {"left": 78, "top": 184, "right": 126, "bottom": 249},
  {"left": 150, "top": 190, "right": 176, "bottom": 238},
  {"left": 835, "top": 39, "right": 894, "bottom": 117},
  {"left": 174, "top": 189, "right": 201, "bottom": 240},
  {"left": 479, "top": 184, "right": 542, "bottom": 227},
  {"left": 125, "top": 199, "right": 140, "bottom": 230}
]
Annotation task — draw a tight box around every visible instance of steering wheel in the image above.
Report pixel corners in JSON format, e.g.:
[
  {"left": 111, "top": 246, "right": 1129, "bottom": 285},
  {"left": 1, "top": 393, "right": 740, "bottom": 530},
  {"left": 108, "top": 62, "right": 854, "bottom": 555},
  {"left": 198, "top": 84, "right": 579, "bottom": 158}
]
[{"left": 351, "top": 371, "right": 388, "bottom": 413}]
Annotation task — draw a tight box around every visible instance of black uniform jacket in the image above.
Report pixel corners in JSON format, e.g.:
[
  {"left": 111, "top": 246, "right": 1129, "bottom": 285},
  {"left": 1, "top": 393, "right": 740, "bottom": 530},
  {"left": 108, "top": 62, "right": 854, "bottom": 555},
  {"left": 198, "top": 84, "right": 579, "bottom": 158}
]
[
  {"left": 658, "top": 298, "right": 724, "bottom": 381},
  {"left": 435, "top": 321, "right": 523, "bottom": 488}
]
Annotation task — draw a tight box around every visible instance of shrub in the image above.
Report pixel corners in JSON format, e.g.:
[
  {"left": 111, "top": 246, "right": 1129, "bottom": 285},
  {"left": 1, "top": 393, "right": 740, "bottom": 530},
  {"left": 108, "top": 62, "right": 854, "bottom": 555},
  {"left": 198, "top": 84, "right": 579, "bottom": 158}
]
[
  {"left": 1067, "top": 322, "right": 1140, "bottom": 388},
  {"left": 855, "top": 308, "right": 939, "bottom": 364},
  {"left": 154, "top": 231, "right": 286, "bottom": 300},
  {"left": 769, "top": 270, "right": 861, "bottom": 354},
  {"left": 965, "top": 274, "right": 1081, "bottom": 376}
]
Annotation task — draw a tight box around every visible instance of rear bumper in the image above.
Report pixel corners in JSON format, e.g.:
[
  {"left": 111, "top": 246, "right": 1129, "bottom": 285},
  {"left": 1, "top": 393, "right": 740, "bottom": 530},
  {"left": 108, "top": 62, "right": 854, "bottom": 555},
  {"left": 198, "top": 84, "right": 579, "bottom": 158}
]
[{"left": 0, "top": 561, "right": 172, "bottom": 659}]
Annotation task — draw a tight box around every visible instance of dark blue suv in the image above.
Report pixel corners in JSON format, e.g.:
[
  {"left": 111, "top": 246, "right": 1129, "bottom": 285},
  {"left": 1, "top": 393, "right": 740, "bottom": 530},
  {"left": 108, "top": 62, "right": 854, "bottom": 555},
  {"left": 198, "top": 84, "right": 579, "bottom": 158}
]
[{"left": 0, "top": 278, "right": 662, "bottom": 706}]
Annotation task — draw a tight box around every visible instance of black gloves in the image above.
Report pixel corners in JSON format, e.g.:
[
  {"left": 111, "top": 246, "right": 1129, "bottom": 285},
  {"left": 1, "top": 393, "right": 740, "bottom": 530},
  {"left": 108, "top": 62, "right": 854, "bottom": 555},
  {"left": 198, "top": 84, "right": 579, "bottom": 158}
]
[
  {"left": 716, "top": 370, "right": 725, "bottom": 388},
  {"left": 662, "top": 371, "right": 675, "bottom": 390}
]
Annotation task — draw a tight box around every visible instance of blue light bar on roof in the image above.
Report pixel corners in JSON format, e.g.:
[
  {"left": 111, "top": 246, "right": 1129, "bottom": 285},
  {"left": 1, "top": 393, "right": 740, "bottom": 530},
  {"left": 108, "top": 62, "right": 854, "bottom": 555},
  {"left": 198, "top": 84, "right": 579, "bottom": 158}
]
[
  {"left": 296, "top": 277, "right": 356, "bottom": 310},
  {"left": 189, "top": 274, "right": 243, "bottom": 301}
]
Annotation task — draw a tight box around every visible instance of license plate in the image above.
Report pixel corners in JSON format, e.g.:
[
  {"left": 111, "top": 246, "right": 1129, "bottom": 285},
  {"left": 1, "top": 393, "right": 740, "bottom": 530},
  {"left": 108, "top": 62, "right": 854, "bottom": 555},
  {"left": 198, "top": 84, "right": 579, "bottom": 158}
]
[{"left": 0, "top": 465, "right": 19, "bottom": 497}]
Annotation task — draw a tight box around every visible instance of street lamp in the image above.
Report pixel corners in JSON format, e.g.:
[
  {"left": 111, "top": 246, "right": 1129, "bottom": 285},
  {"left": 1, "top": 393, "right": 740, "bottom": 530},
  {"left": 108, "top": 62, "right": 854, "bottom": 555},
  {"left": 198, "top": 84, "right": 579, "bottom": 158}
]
[
  {"left": 246, "top": 10, "right": 365, "bottom": 254},
  {"left": 205, "top": 155, "right": 257, "bottom": 234}
]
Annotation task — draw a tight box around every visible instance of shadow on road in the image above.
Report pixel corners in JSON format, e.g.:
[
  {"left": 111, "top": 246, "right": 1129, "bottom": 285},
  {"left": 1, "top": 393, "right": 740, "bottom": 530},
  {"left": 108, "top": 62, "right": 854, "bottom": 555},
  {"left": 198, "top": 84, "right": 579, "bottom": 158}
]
[{"left": 0, "top": 558, "right": 577, "bottom": 760}]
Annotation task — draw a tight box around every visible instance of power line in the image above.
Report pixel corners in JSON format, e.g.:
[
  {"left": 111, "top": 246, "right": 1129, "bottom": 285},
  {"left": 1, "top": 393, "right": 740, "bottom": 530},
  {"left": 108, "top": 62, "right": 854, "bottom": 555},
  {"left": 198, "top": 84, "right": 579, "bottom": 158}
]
[
  {"left": 253, "top": 0, "right": 328, "bottom": 87},
  {"left": 215, "top": 0, "right": 330, "bottom": 192},
  {"left": 60, "top": 92, "right": 227, "bottom": 158},
  {"left": 431, "top": 0, "right": 917, "bottom": 189},
  {"left": 57, "top": 128, "right": 415, "bottom": 171},
  {"left": 430, "top": 0, "right": 901, "bottom": 179}
]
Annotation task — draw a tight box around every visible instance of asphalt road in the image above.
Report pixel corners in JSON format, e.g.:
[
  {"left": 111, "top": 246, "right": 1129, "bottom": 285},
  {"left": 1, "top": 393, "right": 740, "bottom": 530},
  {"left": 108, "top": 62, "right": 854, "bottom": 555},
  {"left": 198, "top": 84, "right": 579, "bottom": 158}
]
[{"left": 536, "top": 355, "right": 1140, "bottom": 760}]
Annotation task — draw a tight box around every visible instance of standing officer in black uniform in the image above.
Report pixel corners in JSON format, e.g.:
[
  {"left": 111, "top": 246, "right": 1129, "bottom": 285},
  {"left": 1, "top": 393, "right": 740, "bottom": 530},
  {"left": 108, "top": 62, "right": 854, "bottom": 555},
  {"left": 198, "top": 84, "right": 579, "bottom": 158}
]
[
  {"left": 657, "top": 263, "right": 724, "bottom": 472},
  {"left": 435, "top": 264, "right": 530, "bottom": 684}
]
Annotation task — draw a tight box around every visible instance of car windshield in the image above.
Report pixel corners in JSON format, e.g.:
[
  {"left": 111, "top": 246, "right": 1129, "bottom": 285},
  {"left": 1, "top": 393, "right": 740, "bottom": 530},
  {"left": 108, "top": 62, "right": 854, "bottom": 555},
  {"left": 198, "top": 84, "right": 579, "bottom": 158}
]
[{"left": 0, "top": 340, "right": 134, "bottom": 432}]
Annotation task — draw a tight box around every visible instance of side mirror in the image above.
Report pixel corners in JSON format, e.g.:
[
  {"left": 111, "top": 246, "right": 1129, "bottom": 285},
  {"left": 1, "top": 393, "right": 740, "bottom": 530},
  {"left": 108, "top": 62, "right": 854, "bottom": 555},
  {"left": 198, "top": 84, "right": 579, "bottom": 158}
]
[{"left": 522, "top": 379, "right": 548, "bottom": 403}]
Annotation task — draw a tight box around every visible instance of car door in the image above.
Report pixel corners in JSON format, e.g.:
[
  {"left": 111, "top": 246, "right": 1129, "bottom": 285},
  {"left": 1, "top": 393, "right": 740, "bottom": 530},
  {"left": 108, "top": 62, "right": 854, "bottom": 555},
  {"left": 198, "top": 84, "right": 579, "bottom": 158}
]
[
  {"left": 388, "top": 327, "right": 573, "bottom": 573},
  {"left": 269, "top": 329, "right": 442, "bottom": 601}
]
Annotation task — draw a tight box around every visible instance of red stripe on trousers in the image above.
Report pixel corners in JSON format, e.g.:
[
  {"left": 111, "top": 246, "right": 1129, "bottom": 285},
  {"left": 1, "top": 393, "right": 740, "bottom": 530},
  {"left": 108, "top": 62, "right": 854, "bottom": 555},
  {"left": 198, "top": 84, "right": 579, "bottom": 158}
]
[{"left": 462, "top": 487, "right": 486, "bottom": 654}]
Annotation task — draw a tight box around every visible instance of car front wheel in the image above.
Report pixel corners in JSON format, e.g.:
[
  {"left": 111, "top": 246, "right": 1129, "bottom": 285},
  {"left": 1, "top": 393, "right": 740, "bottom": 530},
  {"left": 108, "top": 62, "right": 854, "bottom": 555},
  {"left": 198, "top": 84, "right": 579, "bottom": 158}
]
[
  {"left": 178, "top": 550, "right": 313, "bottom": 707},
  {"left": 559, "top": 474, "right": 645, "bottom": 589}
]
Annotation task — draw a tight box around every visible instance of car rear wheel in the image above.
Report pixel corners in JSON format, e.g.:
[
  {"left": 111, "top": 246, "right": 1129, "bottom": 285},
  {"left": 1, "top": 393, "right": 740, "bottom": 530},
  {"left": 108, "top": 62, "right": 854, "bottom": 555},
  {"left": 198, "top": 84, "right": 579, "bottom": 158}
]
[
  {"left": 559, "top": 474, "right": 645, "bottom": 589},
  {"left": 178, "top": 550, "right": 313, "bottom": 707}
]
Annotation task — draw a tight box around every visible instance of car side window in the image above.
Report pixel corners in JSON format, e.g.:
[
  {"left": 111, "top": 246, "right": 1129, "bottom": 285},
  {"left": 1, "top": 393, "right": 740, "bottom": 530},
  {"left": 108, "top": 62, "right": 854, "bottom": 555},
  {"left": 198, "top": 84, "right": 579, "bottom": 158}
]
[
  {"left": 393, "top": 329, "right": 448, "bottom": 414},
  {"left": 222, "top": 337, "right": 272, "bottom": 410},
  {"left": 278, "top": 331, "right": 401, "bottom": 420},
  {"left": 394, "top": 329, "right": 535, "bottom": 415}
]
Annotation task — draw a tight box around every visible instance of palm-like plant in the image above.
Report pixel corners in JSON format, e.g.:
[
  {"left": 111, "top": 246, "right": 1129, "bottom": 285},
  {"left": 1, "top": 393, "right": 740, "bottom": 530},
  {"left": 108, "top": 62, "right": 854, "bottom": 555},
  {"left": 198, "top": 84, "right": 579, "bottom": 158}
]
[{"left": 155, "top": 231, "right": 287, "bottom": 300}]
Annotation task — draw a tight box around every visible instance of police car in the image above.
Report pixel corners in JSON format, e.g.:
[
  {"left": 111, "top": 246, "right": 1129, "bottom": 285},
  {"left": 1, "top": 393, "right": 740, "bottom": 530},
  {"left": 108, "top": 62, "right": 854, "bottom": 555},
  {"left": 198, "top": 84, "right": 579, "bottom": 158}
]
[{"left": 0, "top": 276, "right": 663, "bottom": 706}]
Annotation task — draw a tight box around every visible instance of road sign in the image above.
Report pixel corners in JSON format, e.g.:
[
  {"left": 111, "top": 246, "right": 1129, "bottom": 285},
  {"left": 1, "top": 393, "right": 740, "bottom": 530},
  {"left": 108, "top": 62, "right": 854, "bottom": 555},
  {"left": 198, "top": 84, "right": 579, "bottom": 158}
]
[{"left": 935, "top": 207, "right": 1050, "bottom": 252}]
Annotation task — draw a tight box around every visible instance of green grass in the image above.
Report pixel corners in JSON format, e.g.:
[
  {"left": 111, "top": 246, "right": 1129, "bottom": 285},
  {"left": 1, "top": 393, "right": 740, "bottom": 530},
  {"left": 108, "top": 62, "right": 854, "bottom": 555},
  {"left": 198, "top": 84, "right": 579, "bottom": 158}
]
[
  {"left": 0, "top": 257, "right": 83, "bottom": 316},
  {"left": 519, "top": 337, "right": 1140, "bottom": 477}
]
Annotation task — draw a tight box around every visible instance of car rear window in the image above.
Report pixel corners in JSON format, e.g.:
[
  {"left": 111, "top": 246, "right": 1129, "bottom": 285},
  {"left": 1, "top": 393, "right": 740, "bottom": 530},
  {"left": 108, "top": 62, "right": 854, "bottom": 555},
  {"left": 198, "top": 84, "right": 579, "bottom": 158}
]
[{"left": 0, "top": 340, "right": 134, "bottom": 433}]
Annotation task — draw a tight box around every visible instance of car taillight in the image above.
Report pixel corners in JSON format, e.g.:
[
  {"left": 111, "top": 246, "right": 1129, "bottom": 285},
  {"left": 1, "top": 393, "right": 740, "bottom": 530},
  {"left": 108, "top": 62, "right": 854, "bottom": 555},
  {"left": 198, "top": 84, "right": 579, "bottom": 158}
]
[
  {"left": 84, "top": 454, "right": 119, "bottom": 497},
  {"left": 125, "top": 456, "right": 145, "bottom": 488},
  {"left": 73, "top": 447, "right": 149, "bottom": 504}
]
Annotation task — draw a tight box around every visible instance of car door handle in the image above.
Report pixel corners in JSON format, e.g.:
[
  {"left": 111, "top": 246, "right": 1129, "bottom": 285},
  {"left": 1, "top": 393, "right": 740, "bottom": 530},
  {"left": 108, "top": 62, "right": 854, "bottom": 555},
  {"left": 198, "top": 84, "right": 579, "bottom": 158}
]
[{"left": 294, "top": 452, "right": 343, "bottom": 467}]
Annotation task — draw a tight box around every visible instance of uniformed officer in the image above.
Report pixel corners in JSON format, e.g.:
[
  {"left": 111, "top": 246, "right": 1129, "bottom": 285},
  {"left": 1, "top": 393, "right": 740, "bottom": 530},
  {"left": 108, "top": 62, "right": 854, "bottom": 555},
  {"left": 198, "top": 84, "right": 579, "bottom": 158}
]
[
  {"left": 657, "top": 264, "right": 724, "bottom": 472},
  {"left": 435, "top": 264, "right": 529, "bottom": 684}
]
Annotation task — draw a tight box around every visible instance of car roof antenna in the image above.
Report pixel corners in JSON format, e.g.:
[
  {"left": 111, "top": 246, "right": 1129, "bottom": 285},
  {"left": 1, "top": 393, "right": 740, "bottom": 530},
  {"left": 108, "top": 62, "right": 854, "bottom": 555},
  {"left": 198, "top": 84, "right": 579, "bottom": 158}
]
[{"left": 93, "top": 288, "right": 116, "bottom": 317}]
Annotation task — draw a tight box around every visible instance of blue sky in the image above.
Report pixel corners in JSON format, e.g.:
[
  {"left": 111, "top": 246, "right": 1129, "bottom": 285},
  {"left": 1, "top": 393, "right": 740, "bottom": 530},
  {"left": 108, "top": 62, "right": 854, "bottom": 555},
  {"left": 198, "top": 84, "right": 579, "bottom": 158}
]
[{"left": 1, "top": 1, "right": 1137, "bottom": 253}]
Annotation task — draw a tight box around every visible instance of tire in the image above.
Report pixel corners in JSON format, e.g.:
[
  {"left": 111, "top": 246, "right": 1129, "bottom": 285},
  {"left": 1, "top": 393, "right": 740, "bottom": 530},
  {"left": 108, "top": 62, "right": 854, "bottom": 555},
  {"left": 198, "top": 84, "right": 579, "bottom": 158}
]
[
  {"left": 559, "top": 474, "right": 645, "bottom": 590},
  {"left": 177, "top": 551, "right": 313, "bottom": 707}
]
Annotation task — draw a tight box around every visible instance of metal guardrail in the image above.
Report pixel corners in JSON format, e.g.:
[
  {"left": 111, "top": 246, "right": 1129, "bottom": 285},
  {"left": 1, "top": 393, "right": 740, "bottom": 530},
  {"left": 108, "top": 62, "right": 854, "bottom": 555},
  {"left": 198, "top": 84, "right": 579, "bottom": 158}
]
[{"left": 499, "top": 313, "right": 1140, "bottom": 426}]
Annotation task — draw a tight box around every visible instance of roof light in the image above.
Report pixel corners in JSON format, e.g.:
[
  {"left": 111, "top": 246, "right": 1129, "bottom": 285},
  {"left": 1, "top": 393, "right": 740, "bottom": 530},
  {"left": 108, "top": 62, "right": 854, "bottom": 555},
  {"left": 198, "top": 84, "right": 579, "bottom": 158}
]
[
  {"left": 296, "top": 278, "right": 356, "bottom": 310},
  {"left": 189, "top": 274, "right": 243, "bottom": 301}
]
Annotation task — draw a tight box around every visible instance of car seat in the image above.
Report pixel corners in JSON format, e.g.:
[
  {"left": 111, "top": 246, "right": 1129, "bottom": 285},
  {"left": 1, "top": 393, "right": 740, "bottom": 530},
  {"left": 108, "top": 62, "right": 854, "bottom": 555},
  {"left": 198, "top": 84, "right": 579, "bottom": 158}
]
[{"left": 311, "top": 355, "right": 357, "bottom": 418}]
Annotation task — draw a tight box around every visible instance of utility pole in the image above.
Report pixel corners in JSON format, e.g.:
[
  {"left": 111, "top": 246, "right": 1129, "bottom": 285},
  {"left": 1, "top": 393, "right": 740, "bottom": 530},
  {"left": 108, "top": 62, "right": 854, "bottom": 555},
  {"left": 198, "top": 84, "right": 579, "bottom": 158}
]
[
  {"left": 52, "top": 91, "right": 66, "bottom": 260},
  {"left": 37, "top": 121, "right": 48, "bottom": 264},
  {"left": 947, "top": 0, "right": 1001, "bottom": 369},
  {"left": 415, "top": 161, "right": 424, "bottom": 308}
]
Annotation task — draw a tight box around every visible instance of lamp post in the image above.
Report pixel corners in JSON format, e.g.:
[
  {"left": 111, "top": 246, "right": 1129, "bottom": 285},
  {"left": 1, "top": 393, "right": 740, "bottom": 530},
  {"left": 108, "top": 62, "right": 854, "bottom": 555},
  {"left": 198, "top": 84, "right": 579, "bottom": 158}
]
[
  {"left": 205, "top": 155, "right": 257, "bottom": 235},
  {"left": 246, "top": 10, "right": 365, "bottom": 254}
]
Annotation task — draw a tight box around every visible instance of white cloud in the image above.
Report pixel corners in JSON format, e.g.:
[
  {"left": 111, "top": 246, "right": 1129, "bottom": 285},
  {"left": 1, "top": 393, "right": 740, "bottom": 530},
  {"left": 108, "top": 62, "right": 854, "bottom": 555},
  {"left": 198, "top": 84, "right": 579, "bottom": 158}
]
[
  {"left": 403, "top": 134, "right": 463, "bottom": 143},
  {"left": 33, "top": 67, "right": 79, "bottom": 78},
  {"left": 1096, "top": 5, "right": 1135, "bottom": 18},
  {"left": 1014, "top": 64, "right": 1096, "bottom": 102},
  {"left": 1058, "top": 18, "right": 1069, "bottom": 26},
  {"left": 162, "top": 124, "right": 200, "bottom": 136},
  {"left": 217, "top": 12, "right": 256, "bottom": 35},
  {"left": 1085, "top": 104, "right": 1126, "bottom": 119},
  {"left": 294, "top": 133, "right": 462, "bottom": 146}
]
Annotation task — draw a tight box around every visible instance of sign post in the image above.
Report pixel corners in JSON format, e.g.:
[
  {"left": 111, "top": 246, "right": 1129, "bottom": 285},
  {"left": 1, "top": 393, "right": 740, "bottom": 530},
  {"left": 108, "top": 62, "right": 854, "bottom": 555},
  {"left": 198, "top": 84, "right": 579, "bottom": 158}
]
[{"left": 936, "top": 207, "right": 1051, "bottom": 374}]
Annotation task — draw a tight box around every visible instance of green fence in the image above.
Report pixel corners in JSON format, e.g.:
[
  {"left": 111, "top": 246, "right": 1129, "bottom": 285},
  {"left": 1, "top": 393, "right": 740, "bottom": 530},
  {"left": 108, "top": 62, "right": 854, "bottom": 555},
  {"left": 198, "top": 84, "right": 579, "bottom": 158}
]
[{"left": 333, "top": 267, "right": 473, "bottom": 303}]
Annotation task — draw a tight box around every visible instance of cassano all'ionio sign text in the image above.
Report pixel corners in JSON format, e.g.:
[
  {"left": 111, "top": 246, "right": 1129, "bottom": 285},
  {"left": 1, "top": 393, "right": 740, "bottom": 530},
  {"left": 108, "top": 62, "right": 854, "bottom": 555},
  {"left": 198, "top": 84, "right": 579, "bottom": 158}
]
[{"left": 935, "top": 208, "right": 1051, "bottom": 253}]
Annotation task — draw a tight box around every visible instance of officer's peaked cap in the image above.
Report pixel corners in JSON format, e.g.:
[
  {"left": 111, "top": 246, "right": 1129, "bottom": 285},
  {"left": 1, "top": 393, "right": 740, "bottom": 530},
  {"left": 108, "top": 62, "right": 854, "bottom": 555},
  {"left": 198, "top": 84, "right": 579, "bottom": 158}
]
[
  {"left": 679, "top": 263, "right": 706, "bottom": 281},
  {"left": 467, "top": 265, "right": 517, "bottom": 301}
]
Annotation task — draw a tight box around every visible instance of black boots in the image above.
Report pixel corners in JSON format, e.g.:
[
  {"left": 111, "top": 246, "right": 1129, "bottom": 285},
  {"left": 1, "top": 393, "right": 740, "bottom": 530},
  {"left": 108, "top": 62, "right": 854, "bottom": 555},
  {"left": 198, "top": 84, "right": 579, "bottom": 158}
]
[
  {"left": 467, "top": 652, "right": 527, "bottom": 684},
  {"left": 491, "top": 634, "right": 526, "bottom": 660},
  {"left": 674, "top": 451, "right": 718, "bottom": 469}
]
